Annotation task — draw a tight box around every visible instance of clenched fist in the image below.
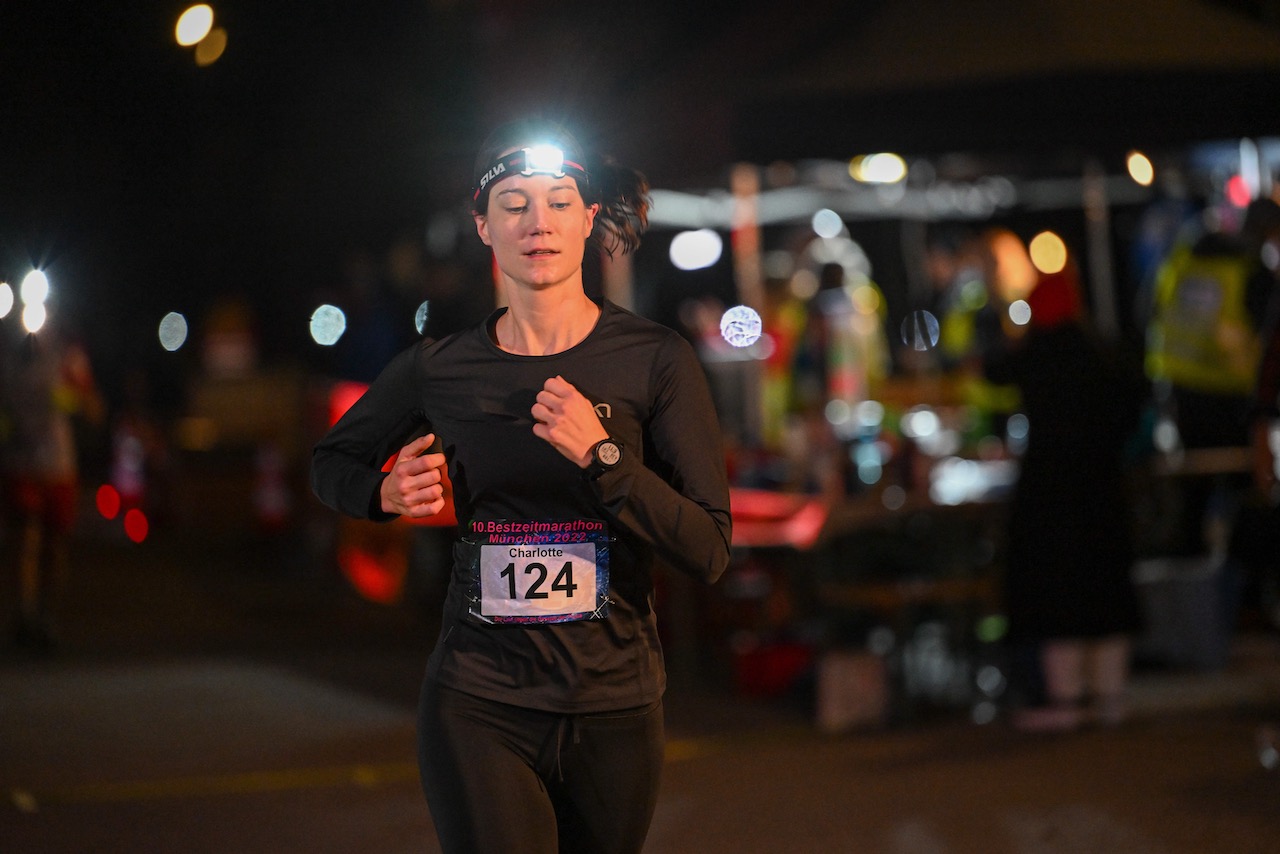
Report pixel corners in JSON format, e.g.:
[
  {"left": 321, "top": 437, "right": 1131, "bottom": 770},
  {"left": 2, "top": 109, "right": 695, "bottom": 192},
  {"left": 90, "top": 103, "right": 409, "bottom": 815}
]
[
  {"left": 531, "top": 375, "right": 608, "bottom": 468},
  {"left": 380, "top": 433, "right": 448, "bottom": 517}
]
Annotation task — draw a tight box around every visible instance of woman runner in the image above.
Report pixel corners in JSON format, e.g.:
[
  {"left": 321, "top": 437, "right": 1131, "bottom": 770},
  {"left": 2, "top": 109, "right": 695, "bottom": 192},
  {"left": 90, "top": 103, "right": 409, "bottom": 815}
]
[{"left": 311, "top": 118, "right": 732, "bottom": 853}]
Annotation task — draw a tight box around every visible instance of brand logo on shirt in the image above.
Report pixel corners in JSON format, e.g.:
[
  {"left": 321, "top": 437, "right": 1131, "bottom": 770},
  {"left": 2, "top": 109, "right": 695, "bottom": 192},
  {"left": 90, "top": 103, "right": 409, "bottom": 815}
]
[{"left": 594, "top": 403, "right": 611, "bottom": 419}]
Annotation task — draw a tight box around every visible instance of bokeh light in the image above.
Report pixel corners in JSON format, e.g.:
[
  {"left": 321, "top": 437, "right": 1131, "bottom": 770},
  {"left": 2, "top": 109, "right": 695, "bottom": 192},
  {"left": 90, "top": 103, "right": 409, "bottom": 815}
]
[
  {"left": 811, "top": 209, "right": 844, "bottom": 239},
  {"left": 719, "top": 305, "right": 762, "bottom": 348},
  {"left": 1028, "top": 231, "right": 1068, "bottom": 274},
  {"left": 669, "top": 229, "right": 723, "bottom": 271},
  {"left": 849, "top": 153, "right": 907, "bottom": 184},
  {"left": 825, "top": 399, "right": 853, "bottom": 431},
  {"left": 986, "top": 229, "right": 1037, "bottom": 301},
  {"left": 1262, "top": 241, "right": 1280, "bottom": 271},
  {"left": 21, "top": 270, "right": 49, "bottom": 305},
  {"left": 881, "top": 484, "right": 906, "bottom": 511},
  {"left": 194, "top": 27, "right": 228, "bottom": 66},
  {"left": 851, "top": 283, "right": 880, "bottom": 315},
  {"left": 1006, "top": 412, "right": 1030, "bottom": 455},
  {"left": 176, "top": 5, "right": 214, "bottom": 46},
  {"left": 972, "top": 701, "right": 999, "bottom": 726},
  {"left": 789, "top": 269, "right": 819, "bottom": 301},
  {"left": 0, "top": 283, "right": 12, "bottom": 318},
  {"left": 1154, "top": 415, "right": 1181, "bottom": 453},
  {"left": 929, "top": 456, "right": 982, "bottom": 505},
  {"left": 96, "top": 484, "right": 122, "bottom": 520},
  {"left": 310, "top": 304, "right": 347, "bottom": 346},
  {"left": 855, "top": 399, "right": 885, "bottom": 430},
  {"left": 1226, "top": 174, "right": 1252, "bottom": 207},
  {"left": 414, "top": 300, "right": 431, "bottom": 335},
  {"left": 22, "top": 302, "right": 47, "bottom": 334},
  {"left": 1126, "top": 150, "right": 1155, "bottom": 186},
  {"left": 901, "top": 310, "right": 940, "bottom": 351},
  {"left": 124, "top": 508, "right": 149, "bottom": 544},
  {"left": 977, "top": 616, "right": 1009, "bottom": 645},
  {"left": 900, "top": 406, "right": 938, "bottom": 439},
  {"left": 867, "top": 625, "right": 895, "bottom": 656},
  {"left": 1260, "top": 728, "right": 1279, "bottom": 771},
  {"left": 158, "top": 312, "right": 189, "bottom": 351},
  {"left": 1008, "top": 299, "right": 1032, "bottom": 326},
  {"left": 854, "top": 442, "right": 883, "bottom": 485}
]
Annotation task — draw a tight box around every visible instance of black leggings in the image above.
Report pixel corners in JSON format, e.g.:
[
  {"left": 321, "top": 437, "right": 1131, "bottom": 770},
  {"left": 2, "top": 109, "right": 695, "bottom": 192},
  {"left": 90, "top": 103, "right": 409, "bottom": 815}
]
[{"left": 418, "top": 680, "right": 664, "bottom": 854}]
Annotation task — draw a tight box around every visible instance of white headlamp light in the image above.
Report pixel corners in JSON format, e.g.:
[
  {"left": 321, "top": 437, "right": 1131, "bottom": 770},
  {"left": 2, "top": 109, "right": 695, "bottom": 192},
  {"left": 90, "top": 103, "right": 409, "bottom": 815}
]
[{"left": 521, "top": 145, "right": 567, "bottom": 177}]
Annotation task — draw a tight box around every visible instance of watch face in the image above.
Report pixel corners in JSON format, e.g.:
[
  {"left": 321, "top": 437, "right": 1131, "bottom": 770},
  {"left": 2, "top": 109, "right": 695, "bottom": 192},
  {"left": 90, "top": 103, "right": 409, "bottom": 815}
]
[{"left": 596, "top": 441, "right": 621, "bottom": 467}]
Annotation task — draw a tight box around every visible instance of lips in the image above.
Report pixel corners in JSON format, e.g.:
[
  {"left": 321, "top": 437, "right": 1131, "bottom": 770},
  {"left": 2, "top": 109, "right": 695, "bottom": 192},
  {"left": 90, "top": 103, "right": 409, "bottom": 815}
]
[{"left": 525, "top": 248, "right": 557, "bottom": 256}]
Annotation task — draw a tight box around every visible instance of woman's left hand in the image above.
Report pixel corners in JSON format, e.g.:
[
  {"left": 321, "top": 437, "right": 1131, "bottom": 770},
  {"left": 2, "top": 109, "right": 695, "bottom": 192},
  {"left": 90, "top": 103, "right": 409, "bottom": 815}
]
[{"left": 531, "top": 375, "right": 608, "bottom": 468}]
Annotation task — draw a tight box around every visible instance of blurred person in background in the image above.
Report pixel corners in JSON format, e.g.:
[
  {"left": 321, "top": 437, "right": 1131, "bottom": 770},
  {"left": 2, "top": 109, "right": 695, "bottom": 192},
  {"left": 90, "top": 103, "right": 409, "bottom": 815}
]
[
  {"left": 311, "top": 118, "right": 731, "bottom": 853},
  {"left": 1128, "top": 169, "right": 1201, "bottom": 331},
  {"left": 1, "top": 314, "right": 103, "bottom": 652},
  {"left": 1145, "top": 197, "right": 1280, "bottom": 656},
  {"left": 984, "top": 262, "right": 1144, "bottom": 731},
  {"left": 1146, "top": 198, "right": 1280, "bottom": 451}
]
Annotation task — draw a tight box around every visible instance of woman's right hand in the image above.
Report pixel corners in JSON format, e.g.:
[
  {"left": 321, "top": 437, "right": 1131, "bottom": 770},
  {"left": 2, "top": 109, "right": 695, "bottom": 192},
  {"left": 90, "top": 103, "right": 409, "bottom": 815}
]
[{"left": 380, "top": 433, "right": 448, "bottom": 517}]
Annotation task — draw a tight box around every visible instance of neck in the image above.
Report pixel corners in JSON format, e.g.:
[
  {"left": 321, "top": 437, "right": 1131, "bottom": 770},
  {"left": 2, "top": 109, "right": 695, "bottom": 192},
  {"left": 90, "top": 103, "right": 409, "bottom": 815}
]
[{"left": 495, "top": 286, "right": 601, "bottom": 356}]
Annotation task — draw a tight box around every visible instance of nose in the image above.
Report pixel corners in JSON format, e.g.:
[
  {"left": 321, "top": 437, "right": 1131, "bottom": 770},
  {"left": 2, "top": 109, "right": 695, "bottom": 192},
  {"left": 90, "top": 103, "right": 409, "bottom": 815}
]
[{"left": 528, "top": 204, "right": 552, "bottom": 234}]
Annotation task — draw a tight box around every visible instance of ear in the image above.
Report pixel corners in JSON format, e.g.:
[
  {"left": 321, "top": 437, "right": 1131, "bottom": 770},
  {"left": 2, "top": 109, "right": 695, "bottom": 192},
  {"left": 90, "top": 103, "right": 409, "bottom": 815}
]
[
  {"left": 474, "top": 214, "right": 492, "bottom": 247},
  {"left": 583, "top": 203, "right": 599, "bottom": 235}
]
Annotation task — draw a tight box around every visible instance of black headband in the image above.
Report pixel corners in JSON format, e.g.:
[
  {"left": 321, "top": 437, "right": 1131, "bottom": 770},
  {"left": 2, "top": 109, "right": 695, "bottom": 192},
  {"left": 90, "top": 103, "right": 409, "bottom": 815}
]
[{"left": 472, "top": 145, "right": 590, "bottom": 202}]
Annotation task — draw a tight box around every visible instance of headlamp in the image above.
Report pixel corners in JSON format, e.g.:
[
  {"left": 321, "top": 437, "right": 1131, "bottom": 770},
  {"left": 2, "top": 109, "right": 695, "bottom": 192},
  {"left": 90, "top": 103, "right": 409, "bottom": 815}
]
[
  {"left": 473, "top": 144, "right": 589, "bottom": 201},
  {"left": 523, "top": 144, "right": 567, "bottom": 176}
]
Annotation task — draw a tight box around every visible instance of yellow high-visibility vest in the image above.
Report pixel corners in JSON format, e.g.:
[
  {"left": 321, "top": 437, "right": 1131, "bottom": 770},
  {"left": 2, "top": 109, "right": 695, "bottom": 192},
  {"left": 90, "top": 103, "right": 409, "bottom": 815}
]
[{"left": 1146, "top": 246, "right": 1261, "bottom": 395}]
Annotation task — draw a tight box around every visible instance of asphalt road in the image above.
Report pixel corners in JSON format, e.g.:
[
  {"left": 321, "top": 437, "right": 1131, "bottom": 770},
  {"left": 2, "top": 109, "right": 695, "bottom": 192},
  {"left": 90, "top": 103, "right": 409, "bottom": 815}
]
[{"left": 2, "top": 525, "right": 1279, "bottom": 853}]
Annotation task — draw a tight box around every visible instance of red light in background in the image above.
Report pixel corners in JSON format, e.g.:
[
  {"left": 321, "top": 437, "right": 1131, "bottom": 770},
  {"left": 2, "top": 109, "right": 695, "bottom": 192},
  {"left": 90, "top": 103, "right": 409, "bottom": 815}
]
[
  {"left": 336, "top": 545, "right": 404, "bottom": 605},
  {"left": 1226, "top": 175, "right": 1252, "bottom": 208},
  {"left": 124, "top": 508, "right": 149, "bottom": 543},
  {"left": 328, "top": 381, "right": 369, "bottom": 427},
  {"left": 96, "top": 484, "right": 121, "bottom": 520}
]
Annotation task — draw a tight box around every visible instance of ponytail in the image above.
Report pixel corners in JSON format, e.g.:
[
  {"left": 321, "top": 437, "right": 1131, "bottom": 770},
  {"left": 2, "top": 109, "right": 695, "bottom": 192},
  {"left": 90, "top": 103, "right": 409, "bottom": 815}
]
[{"left": 586, "top": 156, "right": 650, "bottom": 258}]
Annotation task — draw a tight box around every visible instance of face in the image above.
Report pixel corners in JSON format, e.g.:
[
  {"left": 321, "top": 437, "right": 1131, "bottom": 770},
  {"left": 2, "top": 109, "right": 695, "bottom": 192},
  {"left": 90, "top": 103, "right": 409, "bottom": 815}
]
[{"left": 474, "top": 172, "right": 598, "bottom": 291}]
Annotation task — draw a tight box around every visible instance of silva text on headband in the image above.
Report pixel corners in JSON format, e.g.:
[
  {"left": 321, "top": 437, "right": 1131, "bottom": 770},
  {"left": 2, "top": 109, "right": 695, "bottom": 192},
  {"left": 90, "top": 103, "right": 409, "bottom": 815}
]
[{"left": 473, "top": 145, "right": 589, "bottom": 202}]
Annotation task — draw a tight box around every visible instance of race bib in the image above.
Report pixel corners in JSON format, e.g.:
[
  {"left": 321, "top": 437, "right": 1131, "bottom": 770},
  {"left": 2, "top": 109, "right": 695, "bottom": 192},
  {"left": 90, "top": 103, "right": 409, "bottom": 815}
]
[{"left": 462, "top": 519, "right": 611, "bottom": 624}]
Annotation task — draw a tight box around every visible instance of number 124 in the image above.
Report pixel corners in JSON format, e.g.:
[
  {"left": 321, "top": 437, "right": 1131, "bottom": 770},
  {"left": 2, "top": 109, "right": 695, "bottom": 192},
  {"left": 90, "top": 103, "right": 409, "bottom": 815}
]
[{"left": 498, "top": 561, "right": 579, "bottom": 600}]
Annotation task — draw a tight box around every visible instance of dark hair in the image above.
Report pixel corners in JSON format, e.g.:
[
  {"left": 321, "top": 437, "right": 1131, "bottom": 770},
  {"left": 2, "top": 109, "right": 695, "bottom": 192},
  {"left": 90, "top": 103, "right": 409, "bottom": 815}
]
[{"left": 471, "top": 118, "right": 650, "bottom": 257}]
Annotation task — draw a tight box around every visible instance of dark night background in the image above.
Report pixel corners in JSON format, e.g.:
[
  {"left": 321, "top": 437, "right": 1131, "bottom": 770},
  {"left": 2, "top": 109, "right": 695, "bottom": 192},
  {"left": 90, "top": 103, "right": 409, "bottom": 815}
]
[
  {"left": 5, "top": 0, "right": 1280, "bottom": 413},
  {"left": 0, "top": 1, "right": 756, "bottom": 402}
]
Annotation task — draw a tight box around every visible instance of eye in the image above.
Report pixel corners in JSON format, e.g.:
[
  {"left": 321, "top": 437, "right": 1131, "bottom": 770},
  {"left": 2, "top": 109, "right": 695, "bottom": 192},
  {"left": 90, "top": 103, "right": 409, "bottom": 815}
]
[
  {"left": 504, "top": 204, "right": 528, "bottom": 214},
  {"left": 551, "top": 201, "right": 571, "bottom": 210}
]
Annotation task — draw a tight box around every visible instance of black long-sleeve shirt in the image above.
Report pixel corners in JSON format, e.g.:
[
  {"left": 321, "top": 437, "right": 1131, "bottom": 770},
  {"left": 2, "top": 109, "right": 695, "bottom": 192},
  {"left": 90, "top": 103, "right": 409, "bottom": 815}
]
[{"left": 312, "top": 300, "right": 731, "bottom": 712}]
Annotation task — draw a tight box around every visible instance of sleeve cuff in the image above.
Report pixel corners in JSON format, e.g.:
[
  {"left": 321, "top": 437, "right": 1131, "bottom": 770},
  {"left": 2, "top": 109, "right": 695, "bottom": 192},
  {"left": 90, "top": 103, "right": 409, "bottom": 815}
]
[{"left": 367, "top": 474, "right": 398, "bottom": 522}]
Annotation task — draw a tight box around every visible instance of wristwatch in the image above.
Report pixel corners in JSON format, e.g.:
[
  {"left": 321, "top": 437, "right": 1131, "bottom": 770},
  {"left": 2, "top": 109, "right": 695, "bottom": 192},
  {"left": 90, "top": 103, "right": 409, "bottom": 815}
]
[{"left": 587, "top": 438, "right": 623, "bottom": 478}]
